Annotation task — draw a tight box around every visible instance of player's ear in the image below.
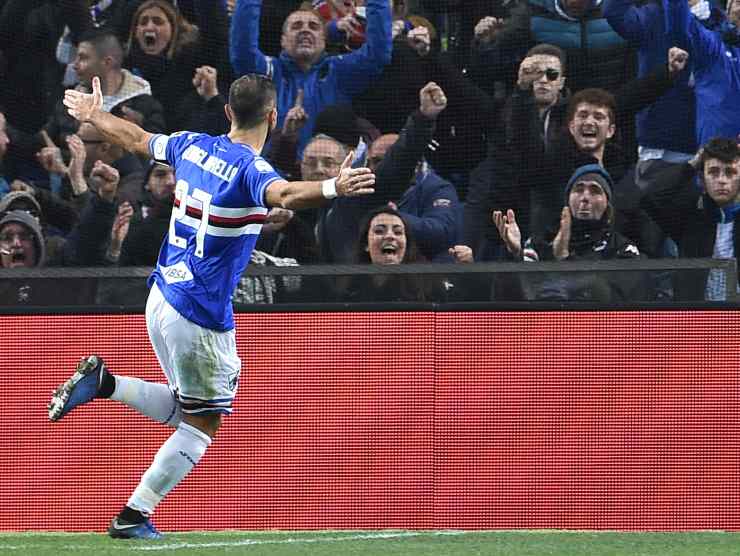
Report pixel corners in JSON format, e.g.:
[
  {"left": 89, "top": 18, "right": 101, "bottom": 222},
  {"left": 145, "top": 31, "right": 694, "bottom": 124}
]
[{"left": 224, "top": 104, "right": 234, "bottom": 123}]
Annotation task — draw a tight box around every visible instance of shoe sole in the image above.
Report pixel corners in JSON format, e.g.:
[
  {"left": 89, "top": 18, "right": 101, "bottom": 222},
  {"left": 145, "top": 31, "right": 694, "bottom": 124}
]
[{"left": 47, "top": 357, "right": 101, "bottom": 422}]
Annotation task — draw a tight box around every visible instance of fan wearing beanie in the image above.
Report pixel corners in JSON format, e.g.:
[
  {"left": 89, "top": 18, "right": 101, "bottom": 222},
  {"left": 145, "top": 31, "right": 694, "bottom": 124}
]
[{"left": 493, "top": 163, "right": 651, "bottom": 301}]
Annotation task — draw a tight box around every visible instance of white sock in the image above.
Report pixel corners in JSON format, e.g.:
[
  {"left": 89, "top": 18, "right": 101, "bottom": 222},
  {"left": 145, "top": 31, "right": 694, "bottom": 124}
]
[
  {"left": 127, "top": 422, "right": 211, "bottom": 515},
  {"left": 111, "top": 376, "right": 182, "bottom": 427}
]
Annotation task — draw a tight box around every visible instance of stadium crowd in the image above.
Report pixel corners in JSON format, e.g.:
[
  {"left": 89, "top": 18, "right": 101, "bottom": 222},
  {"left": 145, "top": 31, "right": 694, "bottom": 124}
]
[{"left": 0, "top": 0, "right": 739, "bottom": 303}]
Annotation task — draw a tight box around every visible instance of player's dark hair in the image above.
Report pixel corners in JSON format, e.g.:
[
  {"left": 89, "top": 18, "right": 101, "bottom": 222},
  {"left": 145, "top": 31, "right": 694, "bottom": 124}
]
[
  {"left": 567, "top": 88, "right": 617, "bottom": 125},
  {"left": 700, "top": 137, "right": 740, "bottom": 169},
  {"left": 228, "top": 74, "right": 277, "bottom": 129}
]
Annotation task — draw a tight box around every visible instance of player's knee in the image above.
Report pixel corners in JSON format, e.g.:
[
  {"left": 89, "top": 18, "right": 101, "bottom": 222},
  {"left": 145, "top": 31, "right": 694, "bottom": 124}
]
[{"left": 183, "top": 413, "right": 222, "bottom": 439}]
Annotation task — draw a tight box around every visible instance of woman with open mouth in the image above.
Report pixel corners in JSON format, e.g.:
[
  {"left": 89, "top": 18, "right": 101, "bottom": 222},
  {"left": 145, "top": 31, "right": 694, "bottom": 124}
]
[
  {"left": 124, "top": 0, "right": 231, "bottom": 133},
  {"left": 338, "top": 206, "right": 448, "bottom": 303}
]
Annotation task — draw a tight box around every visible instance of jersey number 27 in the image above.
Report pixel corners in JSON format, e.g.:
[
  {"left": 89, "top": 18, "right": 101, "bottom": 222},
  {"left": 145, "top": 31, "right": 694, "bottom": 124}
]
[{"left": 168, "top": 179, "right": 213, "bottom": 258}]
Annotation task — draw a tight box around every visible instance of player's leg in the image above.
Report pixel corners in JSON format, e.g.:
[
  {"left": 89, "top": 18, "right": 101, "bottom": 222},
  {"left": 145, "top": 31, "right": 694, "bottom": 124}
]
[
  {"left": 110, "top": 289, "right": 240, "bottom": 539},
  {"left": 47, "top": 286, "right": 182, "bottom": 427},
  {"left": 106, "top": 283, "right": 184, "bottom": 427},
  {"left": 47, "top": 357, "right": 182, "bottom": 426},
  {"left": 109, "top": 416, "right": 218, "bottom": 540}
]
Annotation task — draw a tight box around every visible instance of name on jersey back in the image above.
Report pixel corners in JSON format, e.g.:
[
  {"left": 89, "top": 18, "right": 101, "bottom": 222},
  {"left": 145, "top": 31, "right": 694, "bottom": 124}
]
[{"left": 182, "top": 145, "right": 239, "bottom": 182}]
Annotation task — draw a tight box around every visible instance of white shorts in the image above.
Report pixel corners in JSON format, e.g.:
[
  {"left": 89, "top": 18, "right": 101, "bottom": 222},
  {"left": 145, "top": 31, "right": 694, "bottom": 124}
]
[{"left": 145, "top": 283, "right": 242, "bottom": 415}]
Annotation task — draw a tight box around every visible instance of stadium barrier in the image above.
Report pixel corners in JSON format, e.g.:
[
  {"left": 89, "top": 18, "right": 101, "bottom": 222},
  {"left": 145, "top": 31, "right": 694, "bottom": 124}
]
[
  {"left": 3, "top": 301, "right": 740, "bottom": 532},
  {"left": 0, "top": 258, "right": 737, "bottom": 309}
]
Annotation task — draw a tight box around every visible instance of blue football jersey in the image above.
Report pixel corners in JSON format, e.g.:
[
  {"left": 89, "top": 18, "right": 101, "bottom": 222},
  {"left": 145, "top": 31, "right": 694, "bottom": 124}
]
[{"left": 147, "top": 132, "right": 282, "bottom": 331}]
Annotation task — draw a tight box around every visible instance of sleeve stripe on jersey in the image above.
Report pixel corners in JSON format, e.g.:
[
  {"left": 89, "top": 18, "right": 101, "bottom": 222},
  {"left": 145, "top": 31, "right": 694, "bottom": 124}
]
[
  {"left": 181, "top": 200, "right": 268, "bottom": 219},
  {"left": 174, "top": 199, "right": 268, "bottom": 227},
  {"left": 257, "top": 176, "right": 282, "bottom": 207},
  {"left": 178, "top": 214, "right": 264, "bottom": 237}
]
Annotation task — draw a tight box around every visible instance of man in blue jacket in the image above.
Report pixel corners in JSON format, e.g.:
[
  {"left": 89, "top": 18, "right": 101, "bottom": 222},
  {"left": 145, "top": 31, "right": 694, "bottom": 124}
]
[
  {"left": 668, "top": 0, "right": 740, "bottom": 146},
  {"left": 604, "top": 0, "right": 697, "bottom": 178},
  {"left": 230, "top": 0, "right": 392, "bottom": 157}
]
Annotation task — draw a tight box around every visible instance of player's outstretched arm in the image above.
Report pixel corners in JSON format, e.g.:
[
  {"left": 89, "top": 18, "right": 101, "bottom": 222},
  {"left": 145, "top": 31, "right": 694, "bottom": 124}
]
[
  {"left": 63, "top": 76, "right": 153, "bottom": 158},
  {"left": 265, "top": 151, "right": 375, "bottom": 210}
]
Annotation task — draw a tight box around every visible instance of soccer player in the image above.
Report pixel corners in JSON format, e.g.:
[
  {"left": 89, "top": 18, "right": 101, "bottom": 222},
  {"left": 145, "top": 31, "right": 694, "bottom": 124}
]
[{"left": 47, "top": 73, "right": 375, "bottom": 539}]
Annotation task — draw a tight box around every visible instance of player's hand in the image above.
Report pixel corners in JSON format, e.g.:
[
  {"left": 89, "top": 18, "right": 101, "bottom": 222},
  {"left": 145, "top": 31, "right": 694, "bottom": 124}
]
[
  {"left": 474, "top": 16, "right": 504, "bottom": 45},
  {"left": 419, "top": 81, "right": 447, "bottom": 120},
  {"left": 90, "top": 160, "right": 120, "bottom": 203},
  {"left": 64, "top": 75, "right": 103, "bottom": 122},
  {"left": 193, "top": 65, "right": 219, "bottom": 101},
  {"left": 668, "top": 46, "right": 688, "bottom": 76},
  {"left": 335, "top": 151, "right": 375, "bottom": 197},
  {"left": 282, "top": 89, "right": 308, "bottom": 137},
  {"left": 449, "top": 245, "right": 474, "bottom": 263},
  {"left": 407, "top": 26, "right": 431, "bottom": 57},
  {"left": 493, "top": 209, "right": 522, "bottom": 257},
  {"left": 552, "top": 206, "right": 571, "bottom": 260}
]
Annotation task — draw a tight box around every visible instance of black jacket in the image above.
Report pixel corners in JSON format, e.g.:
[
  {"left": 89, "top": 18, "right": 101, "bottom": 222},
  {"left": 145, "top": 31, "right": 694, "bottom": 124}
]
[
  {"left": 124, "top": 0, "right": 231, "bottom": 132},
  {"left": 464, "top": 65, "right": 675, "bottom": 259},
  {"left": 353, "top": 40, "right": 497, "bottom": 185},
  {"left": 318, "top": 110, "right": 436, "bottom": 263},
  {"left": 641, "top": 162, "right": 740, "bottom": 300},
  {"left": 516, "top": 216, "right": 652, "bottom": 302},
  {"left": 119, "top": 203, "right": 172, "bottom": 267}
]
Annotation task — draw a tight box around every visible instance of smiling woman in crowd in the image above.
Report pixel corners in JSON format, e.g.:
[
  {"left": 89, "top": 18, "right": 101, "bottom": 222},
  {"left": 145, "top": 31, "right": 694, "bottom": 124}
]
[{"left": 339, "top": 205, "right": 447, "bottom": 302}]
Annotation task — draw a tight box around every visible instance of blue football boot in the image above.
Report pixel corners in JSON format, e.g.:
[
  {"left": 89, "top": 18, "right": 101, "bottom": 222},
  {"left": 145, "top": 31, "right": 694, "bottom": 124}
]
[
  {"left": 48, "top": 355, "right": 109, "bottom": 421},
  {"left": 108, "top": 516, "right": 163, "bottom": 540}
]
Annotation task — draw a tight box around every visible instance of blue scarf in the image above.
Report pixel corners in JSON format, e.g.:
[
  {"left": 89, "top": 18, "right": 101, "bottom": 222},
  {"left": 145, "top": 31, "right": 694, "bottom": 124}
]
[{"left": 716, "top": 201, "right": 740, "bottom": 223}]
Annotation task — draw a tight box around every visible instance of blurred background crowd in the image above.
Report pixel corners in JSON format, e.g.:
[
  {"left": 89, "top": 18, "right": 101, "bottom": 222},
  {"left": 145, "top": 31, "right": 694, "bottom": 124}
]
[{"left": 0, "top": 0, "right": 739, "bottom": 304}]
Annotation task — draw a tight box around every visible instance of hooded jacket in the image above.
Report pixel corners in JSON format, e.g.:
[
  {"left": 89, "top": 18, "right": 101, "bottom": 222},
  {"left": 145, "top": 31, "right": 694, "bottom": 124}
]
[
  {"left": 668, "top": 0, "right": 740, "bottom": 146},
  {"left": 0, "top": 190, "right": 76, "bottom": 264},
  {"left": 0, "top": 209, "right": 46, "bottom": 267},
  {"left": 230, "top": 0, "right": 392, "bottom": 156},
  {"left": 641, "top": 161, "right": 740, "bottom": 300},
  {"left": 516, "top": 166, "right": 649, "bottom": 302},
  {"left": 0, "top": 191, "right": 42, "bottom": 218},
  {"left": 604, "top": 0, "right": 696, "bottom": 154}
]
